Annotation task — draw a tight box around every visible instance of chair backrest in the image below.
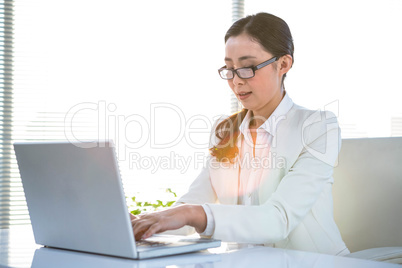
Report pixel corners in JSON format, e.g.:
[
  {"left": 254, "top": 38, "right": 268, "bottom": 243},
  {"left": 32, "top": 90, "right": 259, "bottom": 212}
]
[{"left": 332, "top": 137, "right": 402, "bottom": 252}]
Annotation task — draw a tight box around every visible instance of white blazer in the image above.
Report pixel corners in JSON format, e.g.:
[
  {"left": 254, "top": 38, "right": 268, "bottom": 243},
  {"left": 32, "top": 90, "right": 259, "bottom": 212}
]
[{"left": 177, "top": 103, "right": 350, "bottom": 256}]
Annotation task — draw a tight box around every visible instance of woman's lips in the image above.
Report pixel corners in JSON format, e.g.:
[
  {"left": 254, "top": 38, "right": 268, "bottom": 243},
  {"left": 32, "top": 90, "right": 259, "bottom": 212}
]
[{"left": 238, "top": 92, "right": 252, "bottom": 100}]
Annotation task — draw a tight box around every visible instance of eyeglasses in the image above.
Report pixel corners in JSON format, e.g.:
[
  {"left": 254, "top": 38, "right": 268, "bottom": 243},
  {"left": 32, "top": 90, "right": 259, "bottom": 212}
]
[{"left": 218, "top": 56, "right": 278, "bottom": 80}]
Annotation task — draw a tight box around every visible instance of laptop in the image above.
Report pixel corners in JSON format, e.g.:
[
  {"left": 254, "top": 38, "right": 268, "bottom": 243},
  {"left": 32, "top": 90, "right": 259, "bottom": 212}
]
[
  {"left": 14, "top": 141, "right": 221, "bottom": 259},
  {"left": 32, "top": 246, "right": 221, "bottom": 268}
]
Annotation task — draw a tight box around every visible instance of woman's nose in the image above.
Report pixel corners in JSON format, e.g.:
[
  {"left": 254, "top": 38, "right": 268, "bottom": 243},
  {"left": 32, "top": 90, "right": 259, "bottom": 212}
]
[{"left": 232, "top": 72, "right": 245, "bottom": 85}]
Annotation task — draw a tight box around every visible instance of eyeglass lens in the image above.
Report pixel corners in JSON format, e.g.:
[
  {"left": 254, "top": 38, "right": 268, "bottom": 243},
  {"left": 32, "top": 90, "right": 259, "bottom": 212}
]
[{"left": 219, "top": 68, "right": 254, "bottom": 79}]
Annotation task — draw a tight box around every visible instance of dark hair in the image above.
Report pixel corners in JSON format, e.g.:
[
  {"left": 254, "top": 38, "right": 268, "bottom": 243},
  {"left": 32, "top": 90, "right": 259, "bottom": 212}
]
[{"left": 210, "top": 13, "right": 294, "bottom": 162}]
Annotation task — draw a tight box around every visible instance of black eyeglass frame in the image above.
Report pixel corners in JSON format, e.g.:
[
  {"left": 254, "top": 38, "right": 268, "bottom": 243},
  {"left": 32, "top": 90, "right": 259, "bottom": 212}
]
[{"left": 218, "top": 56, "right": 278, "bottom": 80}]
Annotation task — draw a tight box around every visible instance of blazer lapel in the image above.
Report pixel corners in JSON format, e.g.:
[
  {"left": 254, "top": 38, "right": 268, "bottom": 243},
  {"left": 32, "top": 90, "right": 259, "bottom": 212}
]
[
  {"left": 257, "top": 141, "right": 287, "bottom": 204},
  {"left": 258, "top": 113, "right": 294, "bottom": 204}
]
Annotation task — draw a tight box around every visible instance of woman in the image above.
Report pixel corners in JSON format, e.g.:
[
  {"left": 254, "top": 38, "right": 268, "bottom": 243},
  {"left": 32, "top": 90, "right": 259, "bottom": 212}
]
[{"left": 131, "top": 12, "right": 350, "bottom": 256}]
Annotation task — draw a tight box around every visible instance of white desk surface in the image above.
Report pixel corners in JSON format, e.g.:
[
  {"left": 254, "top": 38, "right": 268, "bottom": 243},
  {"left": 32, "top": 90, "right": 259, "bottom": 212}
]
[{"left": 0, "top": 226, "right": 399, "bottom": 268}]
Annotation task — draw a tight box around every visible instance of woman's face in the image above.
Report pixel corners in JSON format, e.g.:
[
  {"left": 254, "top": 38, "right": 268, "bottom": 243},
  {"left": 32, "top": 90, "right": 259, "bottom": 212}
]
[{"left": 224, "top": 33, "right": 284, "bottom": 117}]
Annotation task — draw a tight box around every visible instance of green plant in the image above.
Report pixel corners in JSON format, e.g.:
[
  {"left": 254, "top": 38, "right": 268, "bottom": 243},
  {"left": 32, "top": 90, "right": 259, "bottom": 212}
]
[{"left": 127, "top": 188, "right": 177, "bottom": 215}]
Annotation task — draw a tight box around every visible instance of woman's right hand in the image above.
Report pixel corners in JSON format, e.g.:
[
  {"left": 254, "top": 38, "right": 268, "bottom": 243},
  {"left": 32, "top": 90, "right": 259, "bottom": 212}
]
[{"left": 130, "top": 204, "right": 207, "bottom": 241}]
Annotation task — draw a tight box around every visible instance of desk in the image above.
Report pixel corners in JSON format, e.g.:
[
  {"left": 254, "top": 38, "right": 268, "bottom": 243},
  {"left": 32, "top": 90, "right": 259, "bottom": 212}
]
[{"left": 0, "top": 226, "right": 399, "bottom": 268}]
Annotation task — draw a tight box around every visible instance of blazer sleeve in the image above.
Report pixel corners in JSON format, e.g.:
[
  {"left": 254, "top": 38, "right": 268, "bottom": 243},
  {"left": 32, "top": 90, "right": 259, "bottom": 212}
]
[
  {"left": 161, "top": 118, "right": 223, "bottom": 236},
  {"left": 206, "top": 111, "right": 341, "bottom": 244},
  {"left": 161, "top": 163, "right": 218, "bottom": 236},
  {"left": 176, "top": 161, "right": 218, "bottom": 205}
]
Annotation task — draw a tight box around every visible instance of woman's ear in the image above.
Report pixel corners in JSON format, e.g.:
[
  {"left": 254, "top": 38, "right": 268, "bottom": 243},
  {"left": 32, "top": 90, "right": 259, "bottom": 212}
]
[{"left": 278, "top": 54, "right": 293, "bottom": 76}]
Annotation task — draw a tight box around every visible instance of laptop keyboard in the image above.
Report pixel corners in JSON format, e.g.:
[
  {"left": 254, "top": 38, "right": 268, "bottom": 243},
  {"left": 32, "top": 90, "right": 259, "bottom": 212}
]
[{"left": 135, "top": 240, "right": 171, "bottom": 248}]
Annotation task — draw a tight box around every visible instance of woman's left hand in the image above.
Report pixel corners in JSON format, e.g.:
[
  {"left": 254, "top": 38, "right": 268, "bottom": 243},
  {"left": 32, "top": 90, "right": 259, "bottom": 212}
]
[{"left": 130, "top": 204, "right": 207, "bottom": 241}]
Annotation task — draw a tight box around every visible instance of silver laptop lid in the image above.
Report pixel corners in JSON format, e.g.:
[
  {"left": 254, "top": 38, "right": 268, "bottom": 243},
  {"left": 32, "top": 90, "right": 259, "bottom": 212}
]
[{"left": 14, "top": 141, "right": 138, "bottom": 259}]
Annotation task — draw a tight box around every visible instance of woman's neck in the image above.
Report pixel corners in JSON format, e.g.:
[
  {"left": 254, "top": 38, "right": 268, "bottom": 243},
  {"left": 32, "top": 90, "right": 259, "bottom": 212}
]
[{"left": 249, "top": 89, "right": 285, "bottom": 129}]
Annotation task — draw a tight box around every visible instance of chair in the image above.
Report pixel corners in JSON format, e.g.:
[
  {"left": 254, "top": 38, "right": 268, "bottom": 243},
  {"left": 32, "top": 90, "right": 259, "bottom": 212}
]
[{"left": 332, "top": 137, "right": 402, "bottom": 264}]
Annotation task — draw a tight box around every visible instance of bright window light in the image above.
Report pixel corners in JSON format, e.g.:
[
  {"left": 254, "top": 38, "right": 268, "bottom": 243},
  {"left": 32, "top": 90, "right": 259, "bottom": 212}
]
[{"left": 246, "top": 0, "right": 402, "bottom": 138}]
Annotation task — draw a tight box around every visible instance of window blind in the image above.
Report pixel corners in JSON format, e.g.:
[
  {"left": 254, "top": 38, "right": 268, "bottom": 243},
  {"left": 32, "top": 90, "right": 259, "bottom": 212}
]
[
  {"left": 230, "top": 0, "right": 244, "bottom": 113},
  {"left": 0, "top": 0, "right": 17, "bottom": 228}
]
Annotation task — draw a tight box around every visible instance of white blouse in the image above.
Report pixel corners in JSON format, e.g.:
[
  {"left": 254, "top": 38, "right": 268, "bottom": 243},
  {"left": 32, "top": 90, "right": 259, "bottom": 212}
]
[{"left": 201, "top": 93, "right": 294, "bottom": 237}]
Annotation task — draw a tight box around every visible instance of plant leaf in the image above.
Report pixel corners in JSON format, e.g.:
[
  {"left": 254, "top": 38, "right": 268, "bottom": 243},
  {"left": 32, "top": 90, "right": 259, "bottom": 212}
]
[
  {"left": 166, "top": 201, "right": 175, "bottom": 207},
  {"left": 166, "top": 188, "right": 177, "bottom": 197},
  {"left": 131, "top": 209, "right": 141, "bottom": 215}
]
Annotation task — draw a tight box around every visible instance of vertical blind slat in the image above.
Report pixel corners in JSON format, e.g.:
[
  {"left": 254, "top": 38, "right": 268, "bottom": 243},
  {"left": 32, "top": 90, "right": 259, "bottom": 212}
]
[{"left": 0, "top": 0, "right": 17, "bottom": 228}]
